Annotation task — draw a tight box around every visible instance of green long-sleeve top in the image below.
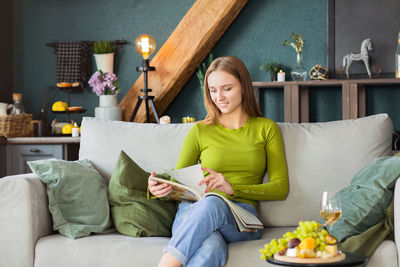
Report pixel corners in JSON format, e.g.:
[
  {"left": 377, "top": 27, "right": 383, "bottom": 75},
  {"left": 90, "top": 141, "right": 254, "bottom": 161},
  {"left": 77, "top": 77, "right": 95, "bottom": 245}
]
[{"left": 175, "top": 116, "right": 289, "bottom": 208}]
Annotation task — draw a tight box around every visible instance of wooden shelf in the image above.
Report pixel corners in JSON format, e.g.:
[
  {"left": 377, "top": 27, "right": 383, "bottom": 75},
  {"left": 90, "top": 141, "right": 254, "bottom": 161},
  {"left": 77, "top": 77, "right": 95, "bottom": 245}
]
[
  {"left": 252, "top": 78, "right": 400, "bottom": 123},
  {"left": 253, "top": 78, "right": 400, "bottom": 88},
  {"left": 52, "top": 109, "right": 86, "bottom": 114}
]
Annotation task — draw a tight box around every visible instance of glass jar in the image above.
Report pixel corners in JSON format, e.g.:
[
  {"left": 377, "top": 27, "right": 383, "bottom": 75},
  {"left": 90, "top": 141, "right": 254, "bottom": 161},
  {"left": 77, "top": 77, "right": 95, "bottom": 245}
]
[
  {"left": 291, "top": 53, "right": 307, "bottom": 81},
  {"left": 8, "top": 93, "right": 25, "bottom": 115}
]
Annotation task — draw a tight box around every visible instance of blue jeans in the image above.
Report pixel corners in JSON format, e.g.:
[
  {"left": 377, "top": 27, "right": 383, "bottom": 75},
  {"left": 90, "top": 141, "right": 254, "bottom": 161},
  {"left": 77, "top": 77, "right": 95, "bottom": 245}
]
[{"left": 163, "top": 196, "right": 262, "bottom": 267}]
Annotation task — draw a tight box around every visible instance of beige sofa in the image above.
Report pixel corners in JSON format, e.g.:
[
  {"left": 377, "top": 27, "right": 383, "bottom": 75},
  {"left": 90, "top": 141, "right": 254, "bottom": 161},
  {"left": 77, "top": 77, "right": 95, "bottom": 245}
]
[{"left": 1, "top": 113, "right": 399, "bottom": 267}]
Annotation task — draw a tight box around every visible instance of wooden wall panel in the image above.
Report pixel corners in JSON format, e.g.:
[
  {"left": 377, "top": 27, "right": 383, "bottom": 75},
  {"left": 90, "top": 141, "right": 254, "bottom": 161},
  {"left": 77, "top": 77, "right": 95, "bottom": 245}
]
[{"left": 120, "top": 0, "right": 249, "bottom": 122}]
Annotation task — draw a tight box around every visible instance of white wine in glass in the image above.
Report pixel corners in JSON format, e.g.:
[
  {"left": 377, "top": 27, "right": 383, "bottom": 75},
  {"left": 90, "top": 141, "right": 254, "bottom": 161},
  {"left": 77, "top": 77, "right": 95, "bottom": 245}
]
[{"left": 320, "top": 191, "right": 342, "bottom": 232}]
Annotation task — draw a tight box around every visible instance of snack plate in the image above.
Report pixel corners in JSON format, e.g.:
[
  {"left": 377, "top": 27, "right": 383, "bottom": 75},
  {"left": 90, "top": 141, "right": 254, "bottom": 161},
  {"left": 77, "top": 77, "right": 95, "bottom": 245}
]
[{"left": 274, "top": 252, "right": 345, "bottom": 264}]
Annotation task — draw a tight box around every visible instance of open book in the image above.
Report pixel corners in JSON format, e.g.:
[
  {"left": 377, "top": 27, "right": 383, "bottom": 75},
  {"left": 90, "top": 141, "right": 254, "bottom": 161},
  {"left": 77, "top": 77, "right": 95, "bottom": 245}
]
[{"left": 149, "top": 164, "right": 264, "bottom": 232}]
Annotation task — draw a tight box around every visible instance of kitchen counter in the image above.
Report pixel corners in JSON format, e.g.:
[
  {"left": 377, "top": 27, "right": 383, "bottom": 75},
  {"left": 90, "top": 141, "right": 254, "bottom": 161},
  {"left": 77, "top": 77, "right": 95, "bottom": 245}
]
[
  {"left": 6, "top": 136, "right": 80, "bottom": 144},
  {"left": 2, "top": 136, "right": 80, "bottom": 176}
]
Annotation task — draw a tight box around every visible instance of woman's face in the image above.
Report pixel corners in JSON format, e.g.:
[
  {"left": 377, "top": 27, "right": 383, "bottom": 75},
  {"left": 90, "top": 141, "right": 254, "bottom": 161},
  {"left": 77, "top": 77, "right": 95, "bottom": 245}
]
[{"left": 207, "top": 70, "right": 243, "bottom": 115}]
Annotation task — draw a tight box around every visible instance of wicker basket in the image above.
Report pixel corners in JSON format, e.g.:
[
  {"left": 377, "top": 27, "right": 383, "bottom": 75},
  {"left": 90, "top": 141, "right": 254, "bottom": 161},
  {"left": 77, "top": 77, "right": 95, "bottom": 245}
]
[{"left": 0, "top": 113, "right": 34, "bottom": 137}]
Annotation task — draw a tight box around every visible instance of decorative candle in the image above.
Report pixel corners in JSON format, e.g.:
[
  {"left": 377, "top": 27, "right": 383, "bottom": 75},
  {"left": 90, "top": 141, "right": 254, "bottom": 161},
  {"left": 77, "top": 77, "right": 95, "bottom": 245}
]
[
  {"left": 160, "top": 115, "right": 171, "bottom": 124},
  {"left": 277, "top": 70, "right": 286, "bottom": 82},
  {"left": 181, "top": 116, "right": 196, "bottom": 123},
  {"left": 72, "top": 123, "right": 80, "bottom": 137}
]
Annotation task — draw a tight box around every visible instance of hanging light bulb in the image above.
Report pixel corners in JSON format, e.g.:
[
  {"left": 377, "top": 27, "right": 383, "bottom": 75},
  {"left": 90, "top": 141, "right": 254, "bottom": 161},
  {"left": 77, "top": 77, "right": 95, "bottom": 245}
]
[{"left": 134, "top": 34, "right": 156, "bottom": 60}]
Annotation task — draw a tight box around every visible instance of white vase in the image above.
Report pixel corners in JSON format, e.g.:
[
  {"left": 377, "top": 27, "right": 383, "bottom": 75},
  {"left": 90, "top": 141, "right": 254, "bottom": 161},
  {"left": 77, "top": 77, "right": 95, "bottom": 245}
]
[
  {"left": 94, "top": 53, "right": 114, "bottom": 73},
  {"left": 95, "top": 95, "right": 122, "bottom": 121}
]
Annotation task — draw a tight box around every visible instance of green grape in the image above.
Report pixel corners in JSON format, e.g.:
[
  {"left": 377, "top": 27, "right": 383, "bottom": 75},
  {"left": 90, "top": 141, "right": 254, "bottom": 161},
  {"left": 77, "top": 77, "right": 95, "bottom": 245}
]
[{"left": 259, "top": 220, "right": 336, "bottom": 260}]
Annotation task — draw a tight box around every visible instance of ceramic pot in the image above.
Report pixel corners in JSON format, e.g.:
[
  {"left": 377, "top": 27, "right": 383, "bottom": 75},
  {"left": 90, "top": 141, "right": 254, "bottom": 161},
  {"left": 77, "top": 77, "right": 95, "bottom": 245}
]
[
  {"left": 270, "top": 72, "right": 277, "bottom": 81},
  {"left": 95, "top": 95, "right": 122, "bottom": 121},
  {"left": 94, "top": 53, "right": 114, "bottom": 73}
]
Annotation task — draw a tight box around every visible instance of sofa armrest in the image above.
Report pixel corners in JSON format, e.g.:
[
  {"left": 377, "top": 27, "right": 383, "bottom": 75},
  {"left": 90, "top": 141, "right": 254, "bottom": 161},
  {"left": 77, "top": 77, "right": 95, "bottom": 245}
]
[
  {"left": 0, "top": 173, "right": 53, "bottom": 267},
  {"left": 367, "top": 240, "right": 398, "bottom": 267},
  {"left": 394, "top": 178, "right": 400, "bottom": 266}
]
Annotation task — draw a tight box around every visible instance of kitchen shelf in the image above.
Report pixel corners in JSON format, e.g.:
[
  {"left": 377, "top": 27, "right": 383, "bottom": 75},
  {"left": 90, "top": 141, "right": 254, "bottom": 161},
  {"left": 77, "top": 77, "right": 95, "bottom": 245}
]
[
  {"left": 56, "top": 86, "right": 83, "bottom": 93},
  {"left": 52, "top": 109, "right": 86, "bottom": 114}
]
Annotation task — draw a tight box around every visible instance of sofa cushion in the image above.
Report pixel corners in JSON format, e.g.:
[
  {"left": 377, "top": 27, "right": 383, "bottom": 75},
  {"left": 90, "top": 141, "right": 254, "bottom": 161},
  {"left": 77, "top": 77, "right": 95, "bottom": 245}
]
[
  {"left": 79, "top": 118, "right": 194, "bottom": 184},
  {"left": 28, "top": 159, "right": 113, "bottom": 239},
  {"left": 331, "top": 156, "right": 400, "bottom": 241},
  {"left": 108, "top": 150, "right": 177, "bottom": 237},
  {"left": 34, "top": 233, "right": 170, "bottom": 267},
  {"left": 34, "top": 228, "right": 295, "bottom": 267},
  {"left": 259, "top": 114, "right": 393, "bottom": 227},
  {"left": 79, "top": 114, "right": 393, "bottom": 228}
]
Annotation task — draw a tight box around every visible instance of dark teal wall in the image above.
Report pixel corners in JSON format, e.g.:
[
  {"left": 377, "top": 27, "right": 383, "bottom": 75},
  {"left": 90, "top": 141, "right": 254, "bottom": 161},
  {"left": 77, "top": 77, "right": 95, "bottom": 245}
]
[
  {"left": 1, "top": 0, "right": 13, "bottom": 103},
  {"left": 13, "top": 0, "right": 400, "bottom": 129}
]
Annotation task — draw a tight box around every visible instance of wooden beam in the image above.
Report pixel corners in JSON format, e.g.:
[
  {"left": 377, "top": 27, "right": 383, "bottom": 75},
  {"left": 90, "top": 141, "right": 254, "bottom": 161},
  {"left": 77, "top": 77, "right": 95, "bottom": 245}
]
[
  {"left": 291, "top": 85, "right": 300, "bottom": 123},
  {"left": 358, "top": 86, "right": 366, "bottom": 118},
  {"left": 300, "top": 86, "right": 309, "bottom": 122},
  {"left": 120, "top": 0, "right": 249, "bottom": 122},
  {"left": 349, "top": 83, "right": 358, "bottom": 119},
  {"left": 284, "top": 85, "right": 292, "bottom": 122},
  {"left": 342, "top": 82, "right": 350, "bottom": 120}
]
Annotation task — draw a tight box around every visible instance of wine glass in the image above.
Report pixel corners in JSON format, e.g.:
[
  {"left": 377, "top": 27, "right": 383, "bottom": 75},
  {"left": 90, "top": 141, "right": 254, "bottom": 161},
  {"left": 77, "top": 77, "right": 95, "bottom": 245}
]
[{"left": 320, "top": 191, "right": 342, "bottom": 233}]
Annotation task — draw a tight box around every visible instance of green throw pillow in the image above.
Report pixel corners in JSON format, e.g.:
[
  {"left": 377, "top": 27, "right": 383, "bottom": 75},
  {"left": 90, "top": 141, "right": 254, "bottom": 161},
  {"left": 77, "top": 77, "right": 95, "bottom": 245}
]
[
  {"left": 28, "top": 159, "right": 113, "bottom": 239},
  {"left": 108, "top": 150, "right": 177, "bottom": 237},
  {"left": 330, "top": 156, "right": 400, "bottom": 241}
]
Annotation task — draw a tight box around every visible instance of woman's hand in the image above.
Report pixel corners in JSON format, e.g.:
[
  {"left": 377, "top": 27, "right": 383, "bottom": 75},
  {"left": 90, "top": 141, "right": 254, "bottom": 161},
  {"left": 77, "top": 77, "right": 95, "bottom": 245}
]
[
  {"left": 148, "top": 171, "right": 172, "bottom": 197},
  {"left": 199, "top": 167, "right": 234, "bottom": 195}
]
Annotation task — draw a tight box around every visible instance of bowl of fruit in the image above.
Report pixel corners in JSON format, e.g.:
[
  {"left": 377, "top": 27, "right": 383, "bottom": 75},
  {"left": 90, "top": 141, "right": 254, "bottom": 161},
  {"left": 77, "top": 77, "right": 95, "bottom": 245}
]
[{"left": 260, "top": 221, "right": 344, "bottom": 264}]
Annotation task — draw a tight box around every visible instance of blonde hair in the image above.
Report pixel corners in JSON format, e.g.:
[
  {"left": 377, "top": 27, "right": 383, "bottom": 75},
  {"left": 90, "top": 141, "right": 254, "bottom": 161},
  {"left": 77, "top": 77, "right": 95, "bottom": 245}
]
[{"left": 202, "top": 56, "right": 262, "bottom": 125}]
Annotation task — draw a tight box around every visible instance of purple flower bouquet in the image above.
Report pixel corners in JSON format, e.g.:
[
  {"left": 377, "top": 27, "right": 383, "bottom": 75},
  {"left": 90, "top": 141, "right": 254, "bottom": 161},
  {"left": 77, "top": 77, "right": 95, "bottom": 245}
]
[{"left": 88, "top": 70, "right": 121, "bottom": 96}]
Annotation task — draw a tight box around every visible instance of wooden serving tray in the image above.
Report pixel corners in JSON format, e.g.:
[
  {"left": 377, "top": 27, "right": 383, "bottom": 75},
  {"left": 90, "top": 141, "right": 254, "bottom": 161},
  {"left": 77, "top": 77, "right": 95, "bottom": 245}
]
[{"left": 274, "top": 252, "right": 345, "bottom": 264}]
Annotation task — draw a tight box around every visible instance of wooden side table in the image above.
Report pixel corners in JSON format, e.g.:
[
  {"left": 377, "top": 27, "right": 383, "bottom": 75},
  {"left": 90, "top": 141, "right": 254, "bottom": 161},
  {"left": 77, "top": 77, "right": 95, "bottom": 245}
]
[{"left": 266, "top": 251, "right": 367, "bottom": 266}]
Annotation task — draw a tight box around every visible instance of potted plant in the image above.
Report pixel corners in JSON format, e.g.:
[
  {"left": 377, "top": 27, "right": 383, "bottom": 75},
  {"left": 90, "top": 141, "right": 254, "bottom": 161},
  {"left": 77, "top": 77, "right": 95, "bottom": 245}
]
[
  {"left": 93, "top": 41, "right": 115, "bottom": 74},
  {"left": 260, "top": 61, "right": 282, "bottom": 81}
]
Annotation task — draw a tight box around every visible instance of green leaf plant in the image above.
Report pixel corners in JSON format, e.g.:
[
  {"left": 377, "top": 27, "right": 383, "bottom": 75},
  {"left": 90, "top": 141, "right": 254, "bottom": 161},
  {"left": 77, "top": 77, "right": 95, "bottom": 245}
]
[
  {"left": 93, "top": 41, "right": 115, "bottom": 54},
  {"left": 196, "top": 51, "right": 214, "bottom": 92}
]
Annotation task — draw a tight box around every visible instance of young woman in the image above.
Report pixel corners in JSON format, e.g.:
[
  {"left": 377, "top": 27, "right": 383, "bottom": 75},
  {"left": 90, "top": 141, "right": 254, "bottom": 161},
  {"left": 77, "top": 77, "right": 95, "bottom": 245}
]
[{"left": 148, "top": 56, "right": 289, "bottom": 267}]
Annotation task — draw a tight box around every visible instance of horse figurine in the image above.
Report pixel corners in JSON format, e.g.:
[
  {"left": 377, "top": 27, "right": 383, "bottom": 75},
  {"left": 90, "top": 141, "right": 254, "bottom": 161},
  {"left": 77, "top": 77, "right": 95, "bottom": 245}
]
[{"left": 342, "top": 38, "right": 373, "bottom": 78}]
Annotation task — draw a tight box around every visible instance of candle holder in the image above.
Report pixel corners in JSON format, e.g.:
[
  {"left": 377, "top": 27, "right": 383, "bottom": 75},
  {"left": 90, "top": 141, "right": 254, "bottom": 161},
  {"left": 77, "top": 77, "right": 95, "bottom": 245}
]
[{"left": 130, "top": 34, "right": 160, "bottom": 123}]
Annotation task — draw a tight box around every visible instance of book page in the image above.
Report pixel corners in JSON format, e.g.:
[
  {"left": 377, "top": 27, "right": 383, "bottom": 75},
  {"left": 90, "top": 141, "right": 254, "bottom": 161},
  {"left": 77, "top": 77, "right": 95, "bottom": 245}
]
[
  {"left": 158, "top": 165, "right": 264, "bottom": 232},
  {"left": 205, "top": 192, "right": 263, "bottom": 230},
  {"left": 228, "top": 202, "right": 264, "bottom": 229},
  {"left": 164, "top": 164, "right": 207, "bottom": 196},
  {"left": 149, "top": 177, "right": 200, "bottom": 201},
  {"left": 230, "top": 210, "right": 248, "bottom": 232}
]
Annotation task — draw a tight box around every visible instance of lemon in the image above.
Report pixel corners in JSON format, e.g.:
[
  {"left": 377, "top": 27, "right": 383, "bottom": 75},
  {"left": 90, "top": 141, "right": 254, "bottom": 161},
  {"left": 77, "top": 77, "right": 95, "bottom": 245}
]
[
  {"left": 62, "top": 124, "right": 73, "bottom": 134},
  {"left": 52, "top": 101, "right": 68, "bottom": 112}
]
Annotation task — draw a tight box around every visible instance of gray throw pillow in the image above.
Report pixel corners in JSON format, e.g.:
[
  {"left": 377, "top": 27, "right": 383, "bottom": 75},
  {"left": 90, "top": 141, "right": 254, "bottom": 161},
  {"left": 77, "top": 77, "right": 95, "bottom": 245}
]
[
  {"left": 28, "top": 159, "right": 113, "bottom": 239},
  {"left": 330, "top": 156, "right": 400, "bottom": 241}
]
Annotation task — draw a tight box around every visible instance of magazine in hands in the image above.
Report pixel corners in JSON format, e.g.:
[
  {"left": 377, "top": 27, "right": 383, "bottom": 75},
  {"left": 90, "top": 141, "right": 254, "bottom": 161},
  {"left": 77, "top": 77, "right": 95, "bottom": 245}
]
[{"left": 149, "top": 164, "right": 264, "bottom": 232}]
